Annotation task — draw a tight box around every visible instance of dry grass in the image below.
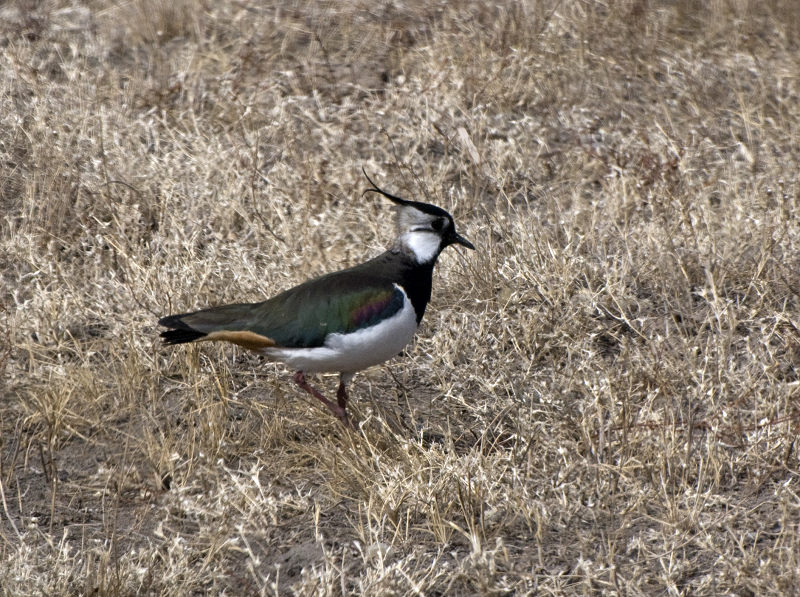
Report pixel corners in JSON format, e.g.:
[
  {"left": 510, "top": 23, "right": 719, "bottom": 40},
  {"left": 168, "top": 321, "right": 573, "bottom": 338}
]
[{"left": 3, "top": 0, "right": 800, "bottom": 594}]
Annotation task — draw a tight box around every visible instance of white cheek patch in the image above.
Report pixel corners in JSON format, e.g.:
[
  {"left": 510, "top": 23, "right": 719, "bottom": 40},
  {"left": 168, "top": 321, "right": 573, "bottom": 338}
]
[{"left": 404, "top": 231, "right": 442, "bottom": 263}]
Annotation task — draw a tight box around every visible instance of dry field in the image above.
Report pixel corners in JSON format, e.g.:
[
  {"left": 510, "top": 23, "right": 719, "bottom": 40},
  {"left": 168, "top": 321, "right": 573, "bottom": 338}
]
[{"left": 3, "top": 0, "right": 800, "bottom": 594}]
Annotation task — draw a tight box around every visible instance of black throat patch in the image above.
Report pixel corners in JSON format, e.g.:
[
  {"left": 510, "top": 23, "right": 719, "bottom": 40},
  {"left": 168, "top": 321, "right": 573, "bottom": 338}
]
[{"left": 395, "top": 259, "right": 435, "bottom": 324}]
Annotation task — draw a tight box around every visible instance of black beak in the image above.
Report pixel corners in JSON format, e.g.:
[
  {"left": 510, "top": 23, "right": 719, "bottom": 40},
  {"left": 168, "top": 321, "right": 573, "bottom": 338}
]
[{"left": 452, "top": 232, "right": 475, "bottom": 250}]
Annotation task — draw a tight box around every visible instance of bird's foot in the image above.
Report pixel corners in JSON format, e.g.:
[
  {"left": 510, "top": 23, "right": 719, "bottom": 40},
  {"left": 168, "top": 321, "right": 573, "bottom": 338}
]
[{"left": 293, "top": 371, "right": 353, "bottom": 427}]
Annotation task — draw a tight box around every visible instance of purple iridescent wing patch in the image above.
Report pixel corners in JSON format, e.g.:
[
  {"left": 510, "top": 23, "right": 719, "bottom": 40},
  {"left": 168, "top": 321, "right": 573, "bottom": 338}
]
[{"left": 349, "top": 286, "right": 405, "bottom": 330}]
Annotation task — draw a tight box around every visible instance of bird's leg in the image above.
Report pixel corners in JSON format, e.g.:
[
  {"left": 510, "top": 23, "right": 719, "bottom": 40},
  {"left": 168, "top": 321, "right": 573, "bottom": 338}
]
[
  {"left": 336, "top": 381, "right": 349, "bottom": 410},
  {"left": 293, "top": 371, "right": 349, "bottom": 424},
  {"left": 337, "top": 372, "right": 354, "bottom": 410}
]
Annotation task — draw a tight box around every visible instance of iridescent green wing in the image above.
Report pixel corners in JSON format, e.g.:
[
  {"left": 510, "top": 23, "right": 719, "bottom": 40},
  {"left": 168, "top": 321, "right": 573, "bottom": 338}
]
[{"left": 249, "top": 274, "right": 405, "bottom": 348}]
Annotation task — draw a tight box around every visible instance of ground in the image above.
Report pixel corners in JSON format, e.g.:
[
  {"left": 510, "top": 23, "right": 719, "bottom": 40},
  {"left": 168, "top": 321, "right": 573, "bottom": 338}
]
[{"left": 3, "top": 0, "right": 800, "bottom": 595}]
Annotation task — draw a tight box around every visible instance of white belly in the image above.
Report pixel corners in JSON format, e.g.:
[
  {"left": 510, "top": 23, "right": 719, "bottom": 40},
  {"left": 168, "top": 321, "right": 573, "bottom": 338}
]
[{"left": 263, "top": 287, "right": 418, "bottom": 374}]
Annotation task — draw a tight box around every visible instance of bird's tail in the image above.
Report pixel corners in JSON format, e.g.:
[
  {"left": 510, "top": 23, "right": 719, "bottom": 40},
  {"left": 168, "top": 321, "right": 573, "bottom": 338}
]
[
  {"left": 158, "top": 303, "right": 275, "bottom": 351},
  {"left": 158, "top": 313, "right": 208, "bottom": 345}
]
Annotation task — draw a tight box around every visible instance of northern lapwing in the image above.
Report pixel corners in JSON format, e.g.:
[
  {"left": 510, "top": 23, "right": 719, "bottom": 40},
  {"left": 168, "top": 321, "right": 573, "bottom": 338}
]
[{"left": 158, "top": 171, "right": 474, "bottom": 425}]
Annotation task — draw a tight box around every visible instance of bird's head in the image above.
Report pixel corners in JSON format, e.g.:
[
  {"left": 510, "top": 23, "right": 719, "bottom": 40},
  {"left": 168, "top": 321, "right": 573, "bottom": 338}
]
[{"left": 362, "top": 169, "right": 475, "bottom": 264}]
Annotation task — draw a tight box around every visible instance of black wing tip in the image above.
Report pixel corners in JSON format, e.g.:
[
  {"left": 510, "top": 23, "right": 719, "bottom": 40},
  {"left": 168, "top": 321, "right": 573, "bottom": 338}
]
[
  {"left": 160, "top": 328, "right": 206, "bottom": 345},
  {"left": 158, "top": 313, "right": 206, "bottom": 345}
]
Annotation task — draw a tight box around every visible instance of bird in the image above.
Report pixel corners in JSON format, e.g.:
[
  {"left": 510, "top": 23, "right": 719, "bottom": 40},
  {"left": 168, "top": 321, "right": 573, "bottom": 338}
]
[{"left": 158, "top": 170, "right": 474, "bottom": 426}]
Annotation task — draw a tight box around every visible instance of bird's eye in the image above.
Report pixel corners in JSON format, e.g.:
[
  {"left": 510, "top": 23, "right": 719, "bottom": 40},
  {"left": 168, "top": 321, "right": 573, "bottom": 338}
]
[{"left": 431, "top": 218, "right": 446, "bottom": 232}]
